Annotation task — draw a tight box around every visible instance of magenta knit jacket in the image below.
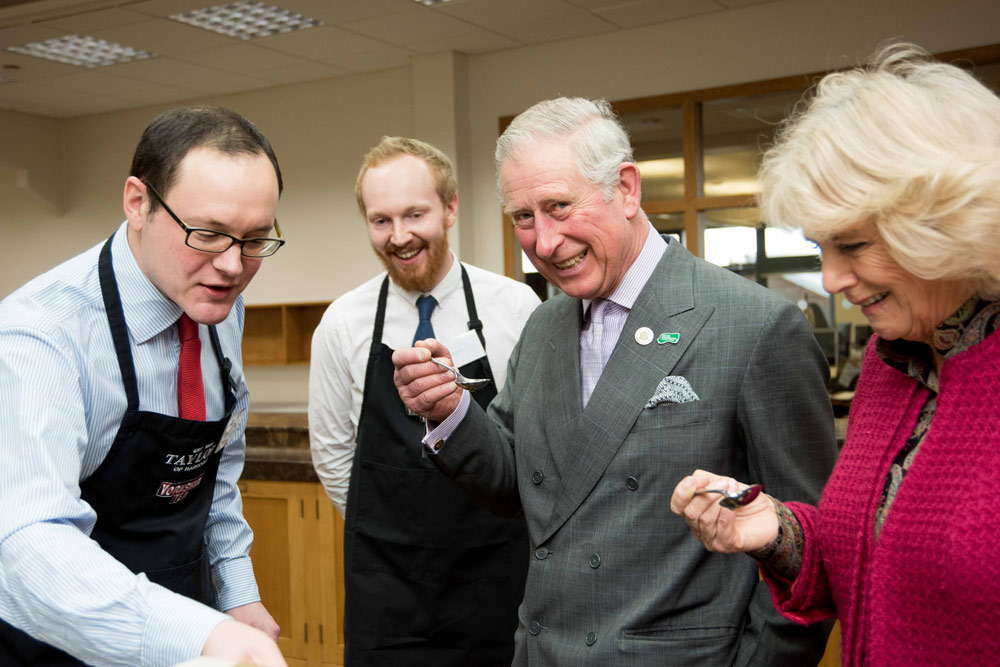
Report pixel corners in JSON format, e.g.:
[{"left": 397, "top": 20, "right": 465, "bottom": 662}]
[{"left": 762, "top": 329, "right": 1000, "bottom": 666}]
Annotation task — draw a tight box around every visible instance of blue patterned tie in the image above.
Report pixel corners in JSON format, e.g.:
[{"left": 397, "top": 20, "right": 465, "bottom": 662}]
[{"left": 413, "top": 295, "right": 437, "bottom": 346}]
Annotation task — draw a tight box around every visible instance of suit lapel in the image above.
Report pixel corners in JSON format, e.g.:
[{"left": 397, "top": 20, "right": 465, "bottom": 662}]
[
  {"left": 537, "top": 297, "right": 585, "bottom": 485},
  {"left": 541, "top": 241, "right": 714, "bottom": 543}
]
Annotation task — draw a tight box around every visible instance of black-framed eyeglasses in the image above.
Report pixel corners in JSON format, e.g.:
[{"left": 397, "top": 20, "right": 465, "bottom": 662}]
[{"left": 143, "top": 180, "right": 285, "bottom": 258}]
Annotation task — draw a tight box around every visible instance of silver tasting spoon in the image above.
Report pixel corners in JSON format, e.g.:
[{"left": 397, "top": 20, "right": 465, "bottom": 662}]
[
  {"left": 429, "top": 357, "right": 491, "bottom": 392},
  {"left": 692, "top": 484, "right": 763, "bottom": 509}
]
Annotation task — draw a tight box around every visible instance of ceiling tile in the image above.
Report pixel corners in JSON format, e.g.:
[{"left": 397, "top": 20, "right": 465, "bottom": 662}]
[
  {"left": 107, "top": 56, "right": 227, "bottom": 85},
  {"left": 124, "top": 0, "right": 230, "bottom": 18},
  {"left": 108, "top": 83, "right": 200, "bottom": 106},
  {"left": 436, "top": 0, "right": 584, "bottom": 26},
  {"left": 48, "top": 94, "right": 139, "bottom": 117},
  {"left": 183, "top": 73, "right": 274, "bottom": 95},
  {"left": 489, "top": 11, "right": 616, "bottom": 44},
  {"left": 174, "top": 43, "right": 310, "bottom": 74},
  {"left": 343, "top": 8, "right": 482, "bottom": 47},
  {"left": 0, "top": 79, "right": 88, "bottom": 105},
  {"left": 0, "top": 50, "right": 79, "bottom": 80},
  {"left": 91, "top": 17, "right": 233, "bottom": 56},
  {"left": 36, "top": 7, "right": 150, "bottom": 33},
  {"left": 0, "top": 98, "right": 70, "bottom": 116},
  {"left": 253, "top": 60, "right": 348, "bottom": 84},
  {"left": 331, "top": 48, "right": 412, "bottom": 73},
  {"left": 257, "top": 25, "right": 395, "bottom": 62},
  {"left": 0, "top": 22, "right": 67, "bottom": 49},
  {"left": 716, "top": 0, "right": 779, "bottom": 7},
  {"left": 560, "top": 0, "right": 633, "bottom": 8},
  {"left": 410, "top": 29, "right": 518, "bottom": 55},
  {"left": 593, "top": 0, "right": 723, "bottom": 28},
  {"left": 275, "top": 0, "right": 416, "bottom": 25},
  {"left": 33, "top": 69, "right": 161, "bottom": 95}
]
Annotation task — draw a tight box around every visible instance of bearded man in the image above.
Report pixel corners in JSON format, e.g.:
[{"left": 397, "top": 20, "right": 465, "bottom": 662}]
[{"left": 308, "top": 136, "right": 540, "bottom": 666}]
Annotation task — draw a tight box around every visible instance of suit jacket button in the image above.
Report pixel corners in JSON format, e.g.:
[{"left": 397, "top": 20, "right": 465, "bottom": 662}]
[
  {"left": 586, "top": 631, "right": 597, "bottom": 646},
  {"left": 589, "top": 553, "right": 601, "bottom": 568},
  {"left": 626, "top": 476, "right": 639, "bottom": 490},
  {"left": 535, "top": 547, "right": 549, "bottom": 560},
  {"left": 532, "top": 470, "right": 544, "bottom": 484},
  {"left": 529, "top": 621, "right": 542, "bottom": 635}
]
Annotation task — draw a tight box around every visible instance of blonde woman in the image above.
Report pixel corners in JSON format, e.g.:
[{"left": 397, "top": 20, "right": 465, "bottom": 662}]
[{"left": 671, "top": 42, "right": 1000, "bottom": 666}]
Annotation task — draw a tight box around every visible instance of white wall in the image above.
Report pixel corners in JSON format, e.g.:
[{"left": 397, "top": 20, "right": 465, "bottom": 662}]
[{"left": 2, "top": 0, "right": 999, "bottom": 408}]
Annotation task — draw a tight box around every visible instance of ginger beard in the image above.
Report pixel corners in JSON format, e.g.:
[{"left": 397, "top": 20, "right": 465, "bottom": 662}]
[{"left": 374, "top": 233, "right": 451, "bottom": 293}]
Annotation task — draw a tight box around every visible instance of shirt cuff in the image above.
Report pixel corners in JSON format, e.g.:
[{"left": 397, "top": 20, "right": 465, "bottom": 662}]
[
  {"left": 212, "top": 556, "right": 261, "bottom": 612},
  {"left": 141, "top": 582, "right": 230, "bottom": 666},
  {"left": 747, "top": 499, "right": 804, "bottom": 581},
  {"left": 421, "top": 390, "right": 471, "bottom": 455}
]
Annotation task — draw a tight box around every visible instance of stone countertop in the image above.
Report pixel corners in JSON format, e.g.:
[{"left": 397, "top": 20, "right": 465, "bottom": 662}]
[
  {"left": 242, "top": 412, "right": 317, "bottom": 482},
  {"left": 242, "top": 411, "right": 849, "bottom": 484}
]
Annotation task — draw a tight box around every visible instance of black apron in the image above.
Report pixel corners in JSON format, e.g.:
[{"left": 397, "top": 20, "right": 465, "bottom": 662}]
[
  {"left": 0, "top": 236, "right": 237, "bottom": 666},
  {"left": 343, "top": 265, "right": 529, "bottom": 667}
]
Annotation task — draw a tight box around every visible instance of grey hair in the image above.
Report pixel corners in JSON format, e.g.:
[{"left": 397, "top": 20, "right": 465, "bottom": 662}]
[
  {"left": 759, "top": 40, "right": 1000, "bottom": 297},
  {"left": 495, "top": 97, "right": 634, "bottom": 201}
]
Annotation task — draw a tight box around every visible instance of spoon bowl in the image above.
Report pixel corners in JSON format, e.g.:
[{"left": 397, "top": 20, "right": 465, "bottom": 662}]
[
  {"left": 429, "top": 357, "right": 491, "bottom": 392},
  {"left": 693, "top": 484, "right": 763, "bottom": 509}
]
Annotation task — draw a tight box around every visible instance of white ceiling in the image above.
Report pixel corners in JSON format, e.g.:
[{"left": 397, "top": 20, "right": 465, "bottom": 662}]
[{"left": 0, "top": 0, "right": 779, "bottom": 118}]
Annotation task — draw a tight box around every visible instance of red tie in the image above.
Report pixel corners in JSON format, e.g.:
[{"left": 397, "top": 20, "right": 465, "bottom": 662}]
[{"left": 177, "top": 314, "right": 206, "bottom": 421}]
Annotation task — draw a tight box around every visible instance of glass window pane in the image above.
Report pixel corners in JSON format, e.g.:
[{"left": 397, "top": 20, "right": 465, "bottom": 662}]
[
  {"left": 702, "top": 207, "right": 761, "bottom": 267},
  {"left": 704, "top": 225, "right": 757, "bottom": 267},
  {"left": 618, "top": 106, "right": 684, "bottom": 202},
  {"left": 703, "top": 150, "right": 759, "bottom": 197},
  {"left": 701, "top": 90, "right": 804, "bottom": 197},
  {"left": 649, "top": 211, "right": 684, "bottom": 235},
  {"left": 636, "top": 157, "right": 683, "bottom": 199},
  {"left": 763, "top": 226, "right": 819, "bottom": 258}
]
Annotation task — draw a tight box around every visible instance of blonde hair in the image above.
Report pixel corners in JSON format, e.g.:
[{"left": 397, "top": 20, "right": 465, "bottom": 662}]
[
  {"left": 355, "top": 136, "right": 457, "bottom": 216},
  {"left": 758, "top": 41, "right": 1000, "bottom": 297}
]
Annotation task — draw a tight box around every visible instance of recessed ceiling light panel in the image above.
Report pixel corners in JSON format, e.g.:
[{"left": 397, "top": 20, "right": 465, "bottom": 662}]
[
  {"left": 7, "top": 35, "right": 154, "bottom": 68},
  {"left": 170, "top": 1, "right": 323, "bottom": 40}
]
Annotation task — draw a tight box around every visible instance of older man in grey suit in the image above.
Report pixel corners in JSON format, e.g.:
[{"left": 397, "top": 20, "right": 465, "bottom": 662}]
[{"left": 393, "top": 97, "right": 838, "bottom": 665}]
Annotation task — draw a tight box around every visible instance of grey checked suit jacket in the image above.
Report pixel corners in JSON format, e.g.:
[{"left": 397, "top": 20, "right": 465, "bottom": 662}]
[{"left": 437, "top": 237, "right": 838, "bottom": 666}]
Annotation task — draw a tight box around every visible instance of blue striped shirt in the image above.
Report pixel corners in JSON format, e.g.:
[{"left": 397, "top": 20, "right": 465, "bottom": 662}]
[{"left": 0, "top": 223, "right": 259, "bottom": 666}]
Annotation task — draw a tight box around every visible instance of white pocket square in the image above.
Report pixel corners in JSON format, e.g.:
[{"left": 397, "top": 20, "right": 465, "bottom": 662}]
[{"left": 645, "top": 376, "right": 700, "bottom": 408}]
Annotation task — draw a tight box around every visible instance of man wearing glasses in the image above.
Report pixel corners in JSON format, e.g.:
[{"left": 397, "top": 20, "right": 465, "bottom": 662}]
[{"left": 0, "top": 106, "right": 287, "bottom": 667}]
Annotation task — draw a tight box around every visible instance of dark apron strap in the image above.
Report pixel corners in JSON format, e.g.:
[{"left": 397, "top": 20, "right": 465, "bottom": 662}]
[
  {"left": 372, "top": 277, "right": 390, "bottom": 356},
  {"left": 99, "top": 235, "right": 139, "bottom": 411},
  {"left": 459, "top": 263, "right": 494, "bottom": 381},
  {"left": 207, "top": 325, "right": 236, "bottom": 414}
]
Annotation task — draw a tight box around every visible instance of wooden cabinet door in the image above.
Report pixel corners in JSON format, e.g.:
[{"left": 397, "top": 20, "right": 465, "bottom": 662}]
[
  {"left": 240, "top": 479, "right": 311, "bottom": 661},
  {"left": 316, "top": 494, "right": 346, "bottom": 666},
  {"left": 818, "top": 622, "right": 842, "bottom": 666}
]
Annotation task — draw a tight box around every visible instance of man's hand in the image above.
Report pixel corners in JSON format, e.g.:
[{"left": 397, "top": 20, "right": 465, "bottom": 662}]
[
  {"left": 392, "top": 339, "right": 464, "bottom": 423},
  {"left": 202, "top": 619, "right": 287, "bottom": 667},
  {"left": 225, "top": 601, "right": 280, "bottom": 641}
]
